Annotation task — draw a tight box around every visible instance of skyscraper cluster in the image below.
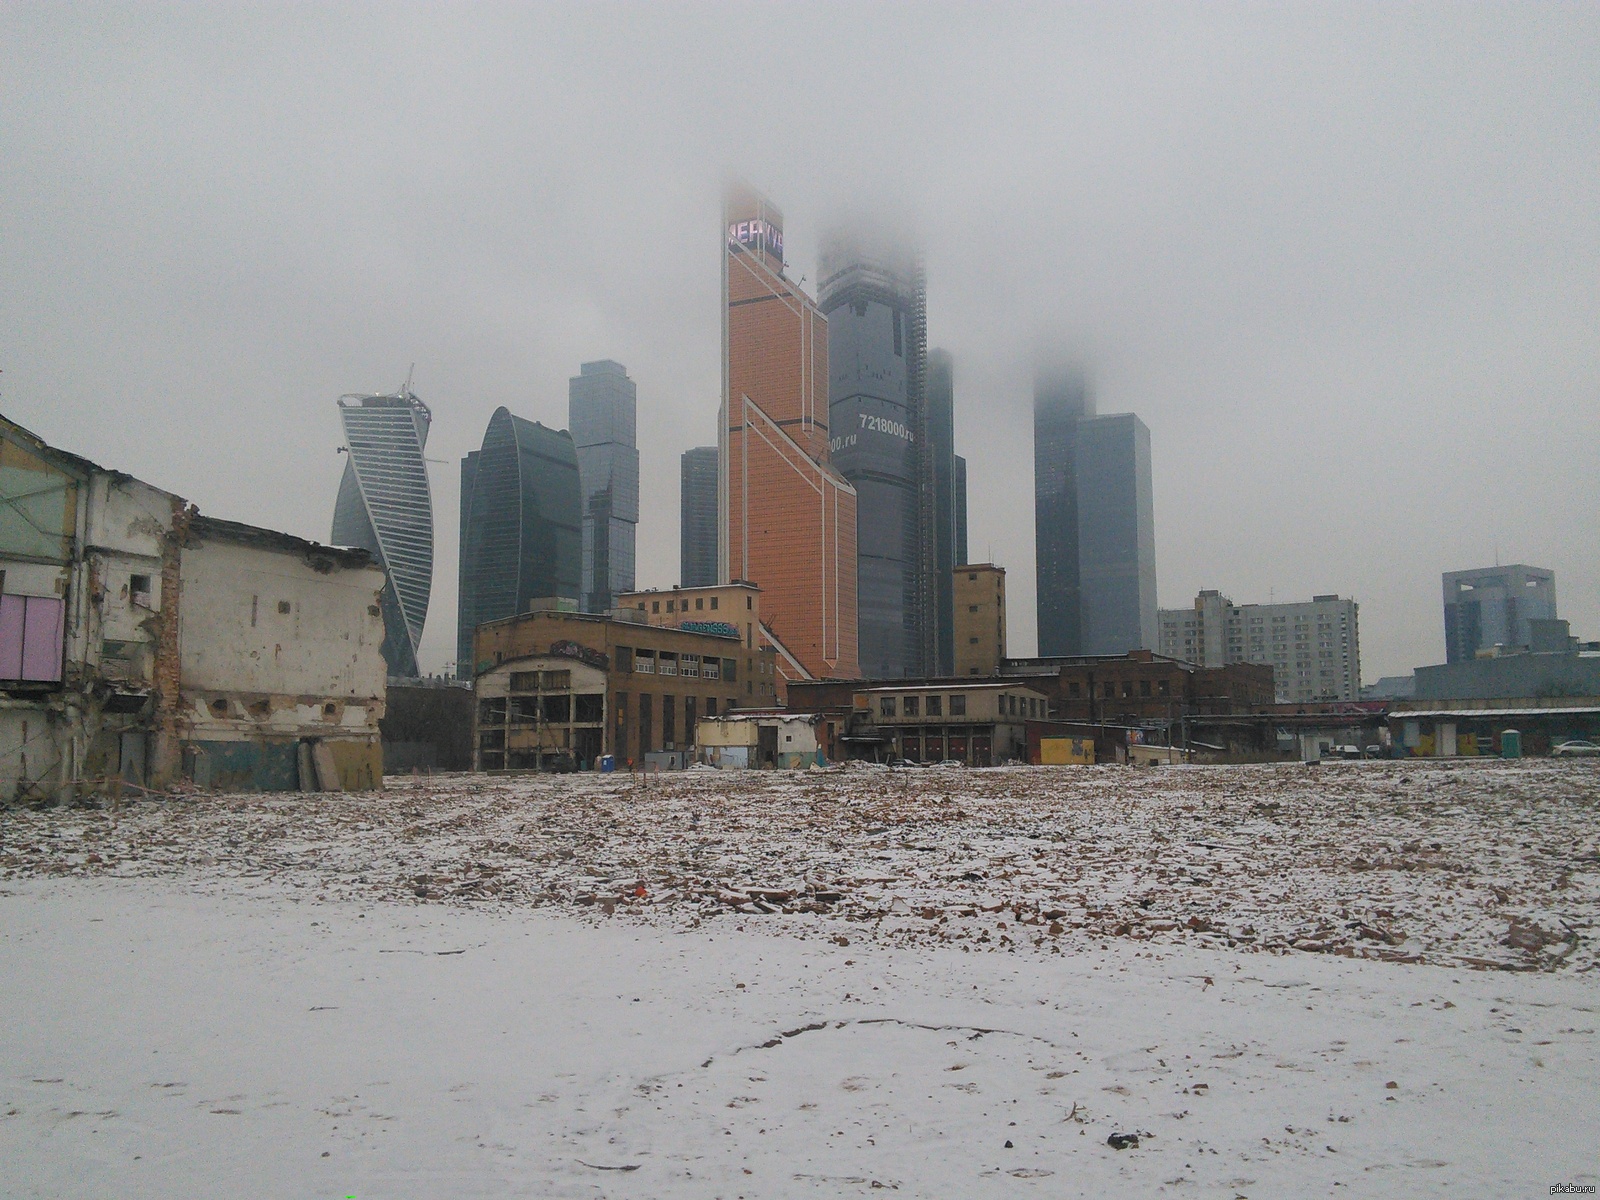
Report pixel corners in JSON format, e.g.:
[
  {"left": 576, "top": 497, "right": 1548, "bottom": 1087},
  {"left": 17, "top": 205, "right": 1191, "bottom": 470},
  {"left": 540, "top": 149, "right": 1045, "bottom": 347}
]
[{"left": 337, "top": 180, "right": 1159, "bottom": 688}]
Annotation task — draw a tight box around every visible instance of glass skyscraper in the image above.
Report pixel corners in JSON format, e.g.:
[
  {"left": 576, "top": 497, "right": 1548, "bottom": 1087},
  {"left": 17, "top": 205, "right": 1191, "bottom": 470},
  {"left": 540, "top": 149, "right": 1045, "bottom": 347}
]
[
  {"left": 331, "top": 387, "right": 434, "bottom": 678},
  {"left": 568, "top": 360, "right": 639, "bottom": 614},
  {"left": 456, "top": 408, "right": 581, "bottom": 679},
  {"left": 927, "top": 349, "right": 959, "bottom": 675},
  {"left": 680, "top": 446, "right": 719, "bottom": 588},
  {"left": 819, "top": 226, "right": 932, "bottom": 678},
  {"left": 1034, "top": 367, "right": 1157, "bottom": 656}
]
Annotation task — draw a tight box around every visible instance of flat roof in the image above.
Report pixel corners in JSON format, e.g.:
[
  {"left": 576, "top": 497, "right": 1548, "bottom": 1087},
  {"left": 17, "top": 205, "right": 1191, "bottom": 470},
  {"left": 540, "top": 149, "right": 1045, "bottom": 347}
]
[
  {"left": 856, "top": 681, "right": 1047, "bottom": 694},
  {"left": 1394, "top": 707, "right": 1600, "bottom": 719}
]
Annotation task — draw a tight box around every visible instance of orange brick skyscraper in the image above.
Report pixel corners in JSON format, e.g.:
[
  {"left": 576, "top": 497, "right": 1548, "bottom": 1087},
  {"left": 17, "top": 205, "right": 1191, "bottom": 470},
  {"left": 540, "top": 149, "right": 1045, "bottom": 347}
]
[{"left": 720, "top": 182, "right": 860, "bottom": 682}]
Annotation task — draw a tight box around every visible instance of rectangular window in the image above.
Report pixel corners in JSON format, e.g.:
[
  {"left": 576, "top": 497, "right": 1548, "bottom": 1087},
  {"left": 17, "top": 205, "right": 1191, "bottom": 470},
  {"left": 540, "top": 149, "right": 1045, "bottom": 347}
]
[
  {"left": 638, "top": 693, "right": 652, "bottom": 754},
  {"left": 616, "top": 646, "right": 634, "bottom": 672},
  {"left": 663, "top": 695, "right": 676, "bottom": 748},
  {"left": 1121, "top": 681, "right": 1133, "bottom": 698},
  {"left": 1102, "top": 681, "right": 1114, "bottom": 698},
  {"left": 614, "top": 693, "right": 628, "bottom": 758},
  {"left": 723, "top": 657, "right": 737, "bottom": 683},
  {"left": 926, "top": 695, "right": 942, "bottom": 716},
  {"left": 1068, "top": 681, "right": 1081, "bottom": 698},
  {"left": 477, "top": 698, "right": 506, "bottom": 724},
  {"left": 681, "top": 654, "right": 700, "bottom": 678},
  {"left": 658, "top": 652, "right": 677, "bottom": 676},
  {"left": 705, "top": 697, "right": 717, "bottom": 717},
  {"left": 1140, "top": 679, "right": 1151, "bottom": 697},
  {"left": 636, "top": 650, "right": 655, "bottom": 674},
  {"left": 711, "top": 596, "right": 719, "bottom": 610},
  {"left": 695, "top": 598, "right": 704, "bottom": 610},
  {"left": 1158, "top": 678, "right": 1170, "bottom": 696},
  {"left": 541, "top": 669, "right": 571, "bottom": 690},
  {"left": 702, "top": 658, "right": 719, "bottom": 680},
  {"left": 904, "top": 696, "right": 919, "bottom": 717},
  {"left": 509, "top": 671, "right": 539, "bottom": 692},
  {"left": 666, "top": 599, "right": 675, "bottom": 613},
  {"left": 129, "top": 574, "right": 153, "bottom": 605},
  {"left": 684, "top": 697, "right": 696, "bottom": 741},
  {"left": 880, "top": 696, "right": 896, "bottom": 717},
  {"left": 949, "top": 694, "right": 967, "bottom": 716}
]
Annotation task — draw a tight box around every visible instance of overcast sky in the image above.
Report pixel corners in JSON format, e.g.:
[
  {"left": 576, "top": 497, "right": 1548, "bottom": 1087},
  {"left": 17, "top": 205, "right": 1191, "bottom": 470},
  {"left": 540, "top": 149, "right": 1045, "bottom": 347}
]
[{"left": 3, "top": 3, "right": 1595, "bottom": 679}]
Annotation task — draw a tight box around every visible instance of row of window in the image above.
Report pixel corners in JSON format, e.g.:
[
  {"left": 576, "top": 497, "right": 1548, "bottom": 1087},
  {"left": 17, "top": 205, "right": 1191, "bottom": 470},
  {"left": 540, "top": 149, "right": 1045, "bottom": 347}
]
[
  {"left": 616, "top": 647, "right": 732, "bottom": 681},
  {"left": 880, "top": 694, "right": 966, "bottom": 717},
  {"left": 639, "top": 593, "right": 753, "bottom": 615},
  {"left": 1065, "top": 677, "right": 1172, "bottom": 699}
]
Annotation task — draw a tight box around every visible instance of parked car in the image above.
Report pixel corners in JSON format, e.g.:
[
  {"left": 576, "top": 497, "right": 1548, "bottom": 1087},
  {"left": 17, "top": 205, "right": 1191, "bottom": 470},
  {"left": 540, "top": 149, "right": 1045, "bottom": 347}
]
[
  {"left": 1552, "top": 740, "right": 1600, "bottom": 757},
  {"left": 930, "top": 759, "right": 967, "bottom": 769},
  {"left": 887, "top": 758, "right": 923, "bottom": 768}
]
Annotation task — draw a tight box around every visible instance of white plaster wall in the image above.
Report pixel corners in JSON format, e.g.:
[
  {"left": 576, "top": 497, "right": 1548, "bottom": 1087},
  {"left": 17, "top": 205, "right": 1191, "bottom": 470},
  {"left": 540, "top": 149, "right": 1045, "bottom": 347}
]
[{"left": 178, "top": 538, "right": 387, "bottom": 700}]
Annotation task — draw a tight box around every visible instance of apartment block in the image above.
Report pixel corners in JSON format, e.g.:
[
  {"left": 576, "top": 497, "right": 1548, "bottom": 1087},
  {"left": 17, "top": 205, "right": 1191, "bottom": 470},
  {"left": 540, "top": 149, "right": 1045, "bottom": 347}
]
[{"left": 1159, "top": 589, "right": 1360, "bottom": 703}]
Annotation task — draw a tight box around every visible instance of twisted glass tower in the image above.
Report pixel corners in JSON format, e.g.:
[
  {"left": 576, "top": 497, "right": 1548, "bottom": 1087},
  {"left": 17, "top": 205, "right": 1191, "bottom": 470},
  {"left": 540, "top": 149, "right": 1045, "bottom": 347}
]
[{"left": 332, "top": 388, "right": 434, "bottom": 677}]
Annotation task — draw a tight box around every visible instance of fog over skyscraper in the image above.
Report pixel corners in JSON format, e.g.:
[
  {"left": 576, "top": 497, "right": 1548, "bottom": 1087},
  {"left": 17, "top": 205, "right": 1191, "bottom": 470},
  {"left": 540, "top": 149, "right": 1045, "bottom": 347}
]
[
  {"left": 680, "top": 446, "right": 719, "bottom": 588},
  {"left": 1034, "top": 366, "right": 1157, "bottom": 656},
  {"left": 819, "top": 224, "right": 932, "bottom": 678},
  {"left": 927, "top": 349, "right": 958, "bottom": 675},
  {"left": 331, "top": 386, "right": 434, "bottom": 678},
  {"left": 721, "top": 182, "right": 859, "bottom": 683},
  {"left": 456, "top": 408, "right": 581, "bottom": 678},
  {"left": 568, "top": 360, "right": 639, "bottom": 614},
  {"left": 1033, "top": 366, "right": 1090, "bottom": 657}
]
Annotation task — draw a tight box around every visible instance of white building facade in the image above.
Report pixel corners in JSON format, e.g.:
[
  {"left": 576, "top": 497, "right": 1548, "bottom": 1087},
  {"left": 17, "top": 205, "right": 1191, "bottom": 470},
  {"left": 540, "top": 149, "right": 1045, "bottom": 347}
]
[{"left": 1158, "top": 589, "right": 1360, "bottom": 703}]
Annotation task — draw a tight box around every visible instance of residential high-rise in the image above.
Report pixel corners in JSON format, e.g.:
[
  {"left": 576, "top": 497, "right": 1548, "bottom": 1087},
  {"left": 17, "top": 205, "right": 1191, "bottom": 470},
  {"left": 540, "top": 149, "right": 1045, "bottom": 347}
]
[
  {"left": 332, "top": 385, "right": 434, "bottom": 678},
  {"left": 928, "top": 349, "right": 958, "bottom": 674},
  {"left": 721, "top": 182, "right": 859, "bottom": 683},
  {"left": 568, "top": 360, "right": 639, "bottom": 613},
  {"left": 1159, "top": 589, "right": 1360, "bottom": 703},
  {"left": 680, "top": 446, "right": 719, "bottom": 588},
  {"left": 819, "top": 225, "right": 931, "bottom": 678},
  {"left": 1442, "top": 565, "right": 1557, "bottom": 662},
  {"left": 1033, "top": 367, "right": 1157, "bottom": 656},
  {"left": 456, "top": 408, "right": 581, "bottom": 679},
  {"left": 953, "top": 564, "right": 1007, "bottom": 677}
]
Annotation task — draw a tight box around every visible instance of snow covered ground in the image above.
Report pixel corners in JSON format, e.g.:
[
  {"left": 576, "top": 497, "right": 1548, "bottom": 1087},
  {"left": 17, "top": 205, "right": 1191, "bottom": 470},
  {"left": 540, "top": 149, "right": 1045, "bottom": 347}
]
[{"left": 2, "top": 761, "right": 1597, "bottom": 1196}]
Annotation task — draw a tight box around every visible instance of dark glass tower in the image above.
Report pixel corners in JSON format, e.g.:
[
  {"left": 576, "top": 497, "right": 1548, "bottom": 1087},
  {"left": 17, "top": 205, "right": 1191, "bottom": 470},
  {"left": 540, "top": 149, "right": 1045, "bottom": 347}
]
[
  {"left": 927, "top": 349, "right": 958, "bottom": 675},
  {"left": 1077, "top": 413, "right": 1157, "bottom": 654},
  {"left": 1033, "top": 366, "right": 1090, "bottom": 657},
  {"left": 332, "top": 387, "right": 434, "bottom": 678},
  {"left": 456, "top": 408, "right": 581, "bottom": 679},
  {"left": 680, "top": 446, "right": 719, "bottom": 588},
  {"left": 568, "top": 360, "right": 639, "bottom": 613},
  {"left": 954, "top": 454, "right": 968, "bottom": 567},
  {"left": 1033, "top": 366, "right": 1157, "bottom": 656},
  {"left": 819, "top": 226, "right": 932, "bottom": 678}
]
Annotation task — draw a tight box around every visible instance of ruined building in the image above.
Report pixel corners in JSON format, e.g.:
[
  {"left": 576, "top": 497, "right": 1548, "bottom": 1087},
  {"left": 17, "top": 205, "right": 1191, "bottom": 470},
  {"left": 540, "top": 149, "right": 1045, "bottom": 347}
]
[{"left": 0, "top": 414, "right": 388, "bottom": 803}]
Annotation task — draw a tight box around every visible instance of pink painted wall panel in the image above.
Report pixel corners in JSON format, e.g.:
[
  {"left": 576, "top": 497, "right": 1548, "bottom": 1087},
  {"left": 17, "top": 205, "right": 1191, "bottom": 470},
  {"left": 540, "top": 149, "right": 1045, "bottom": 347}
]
[
  {"left": 20, "top": 596, "right": 64, "bottom": 682},
  {"left": 0, "top": 594, "right": 25, "bottom": 679}
]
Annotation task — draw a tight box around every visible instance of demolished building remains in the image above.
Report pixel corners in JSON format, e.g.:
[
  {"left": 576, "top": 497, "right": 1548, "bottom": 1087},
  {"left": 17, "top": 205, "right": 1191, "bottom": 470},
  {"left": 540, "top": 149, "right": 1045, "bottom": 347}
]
[{"left": 0, "top": 414, "right": 388, "bottom": 803}]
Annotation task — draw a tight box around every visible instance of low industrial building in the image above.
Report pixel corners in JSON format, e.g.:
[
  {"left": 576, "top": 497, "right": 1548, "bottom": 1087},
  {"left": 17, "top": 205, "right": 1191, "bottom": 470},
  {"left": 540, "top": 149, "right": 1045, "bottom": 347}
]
[
  {"left": 846, "top": 680, "right": 1053, "bottom": 765},
  {"left": 470, "top": 608, "right": 778, "bottom": 769},
  {"left": 695, "top": 710, "right": 822, "bottom": 769},
  {"left": 381, "top": 678, "right": 474, "bottom": 773},
  {"left": 0, "top": 414, "right": 388, "bottom": 802},
  {"left": 1388, "top": 696, "right": 1600, "bottom": 758}
]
